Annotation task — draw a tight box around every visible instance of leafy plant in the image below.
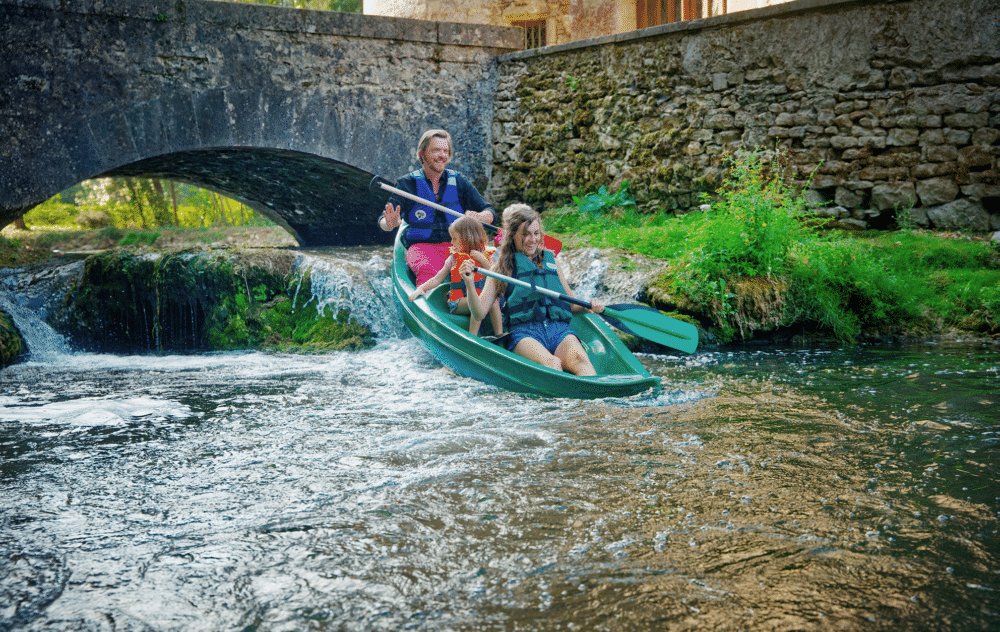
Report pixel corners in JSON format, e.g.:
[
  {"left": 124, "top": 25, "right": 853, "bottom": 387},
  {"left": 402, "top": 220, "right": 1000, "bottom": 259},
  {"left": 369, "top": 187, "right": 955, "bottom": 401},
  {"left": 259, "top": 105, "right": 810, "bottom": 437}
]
[
  {"left": 572, "top": 180, "right": 636, "bottom": 216},
  {"left": 686, "top": 150, "right": 811, "bottom": 280}
]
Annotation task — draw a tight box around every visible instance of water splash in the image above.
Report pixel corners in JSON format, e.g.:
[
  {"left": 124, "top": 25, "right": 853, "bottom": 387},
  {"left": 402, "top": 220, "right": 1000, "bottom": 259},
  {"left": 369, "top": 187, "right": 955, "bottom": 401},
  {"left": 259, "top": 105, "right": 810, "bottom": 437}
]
[
  {"left": 0, "top": 290, "right": 71, "bottom": 361},
  {"left": 293, "top": 248, "right": 403, "bottom": 339}
]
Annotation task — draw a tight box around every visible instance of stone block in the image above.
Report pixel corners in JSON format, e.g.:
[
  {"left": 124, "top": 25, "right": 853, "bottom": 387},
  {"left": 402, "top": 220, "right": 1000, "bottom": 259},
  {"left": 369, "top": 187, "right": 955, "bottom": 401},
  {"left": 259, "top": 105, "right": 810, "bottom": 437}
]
[
  {"left": 972, "top": 127, "right": 1000, "bottom": 146},
  {"left": 925, "top": 199, "right": 991, "bottom": 231},
  {"left": 887, "top": 128, "right": 920, "bottom": 146},
  {"left": 812, "top": 205, "right": 842, "bottom": 219},
  {"left": 859, "top": 135, "right": 887, "bottom": 149},
  {"left": 875, "top": 152, "right": 920, "bottom": 168},
  {"left": 945, "top": 129, "right": 972, "bottom": 144},
  {"left": 943, "top": 112, "right": 989, "bottom": 128},
  {"left": 813, "top": 175, "right": 845, "bottom": 189},
  {"left": 913, "top": 162, "right": 957, "bottom": 178},
  {"left": 830, "top": 136, "right": 858, "bottom": 149},
  {"left": 871, "top": 182, "right": 917, "bottom": 211},
  {"left": 925, "top": 142, "right": 960, "bottom": 162},
  {"left": 705, "top": 113, "right": 734, "bottom": 129},
  {"left": 775, "top": 112, "right": 796, "bottom": 126},
  {"left": 916, "top": 177, "right": 959, "bottom": 206},
  {"left": 905, "top": 206, "right": 931, "bottom": 228},
  {"left": 959, "top": 146, "right": 995, "bottom": 169},
  {"left": 857, "top": 166, "right": 910, "bottom": 181},
  {"left": 919, "top": 129, "right": 944, "bottom": 146},
  {"left": 845, "top": 180, "right": 875, "bottom": 190},
  {"left": 961, "top": 183, "right": 1000, "bottom": 200},
  {"left": 835, "top": 186, "right": 865, "bottom": 208}
]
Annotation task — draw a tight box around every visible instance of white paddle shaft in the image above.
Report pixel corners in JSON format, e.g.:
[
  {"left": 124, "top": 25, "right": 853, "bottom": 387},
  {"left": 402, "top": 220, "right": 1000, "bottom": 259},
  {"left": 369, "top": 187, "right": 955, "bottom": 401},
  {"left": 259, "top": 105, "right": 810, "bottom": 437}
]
[{"left": 378, "top": 180, "right": 499, "bottom": 230}]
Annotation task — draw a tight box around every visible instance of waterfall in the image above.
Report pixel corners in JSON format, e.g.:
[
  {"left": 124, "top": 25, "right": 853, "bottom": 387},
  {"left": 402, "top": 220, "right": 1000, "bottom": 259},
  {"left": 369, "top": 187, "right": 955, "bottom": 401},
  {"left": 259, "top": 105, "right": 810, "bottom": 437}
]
[
  {"left": 293, "top": 249, "right": 404, "bottom": 339},
  {"left": 0, "top": 290, "right": 72, "bottom": 361}
]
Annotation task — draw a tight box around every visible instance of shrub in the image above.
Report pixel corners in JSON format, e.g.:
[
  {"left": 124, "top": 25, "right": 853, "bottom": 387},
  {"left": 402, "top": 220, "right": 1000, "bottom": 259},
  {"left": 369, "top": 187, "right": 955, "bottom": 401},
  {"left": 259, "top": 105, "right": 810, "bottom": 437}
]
[{"left": 76, "top": 210, "right": 114, "bottom": 229}]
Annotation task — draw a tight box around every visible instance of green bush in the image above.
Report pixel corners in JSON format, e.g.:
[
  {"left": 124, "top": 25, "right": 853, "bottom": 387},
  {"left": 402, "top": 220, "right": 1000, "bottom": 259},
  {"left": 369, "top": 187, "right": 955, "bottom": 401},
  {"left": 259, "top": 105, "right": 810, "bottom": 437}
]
[{"left": 687, "top": 151, "right": 811, "bottom": 279}]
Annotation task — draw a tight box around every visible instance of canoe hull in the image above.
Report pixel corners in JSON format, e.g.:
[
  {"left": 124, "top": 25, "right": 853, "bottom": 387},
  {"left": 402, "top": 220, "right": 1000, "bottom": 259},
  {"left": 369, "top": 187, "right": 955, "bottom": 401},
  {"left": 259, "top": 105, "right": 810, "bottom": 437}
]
[{"left": 392, "top": 234, "right": 660, "bottom": 399}]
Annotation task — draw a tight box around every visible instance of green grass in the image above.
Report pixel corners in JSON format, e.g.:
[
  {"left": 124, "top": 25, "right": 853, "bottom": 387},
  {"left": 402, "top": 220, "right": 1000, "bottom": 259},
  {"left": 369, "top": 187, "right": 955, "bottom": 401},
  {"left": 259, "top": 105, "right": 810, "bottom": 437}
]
[{"left": 545, "top": 151, "right": 1000, "bottom": 343}]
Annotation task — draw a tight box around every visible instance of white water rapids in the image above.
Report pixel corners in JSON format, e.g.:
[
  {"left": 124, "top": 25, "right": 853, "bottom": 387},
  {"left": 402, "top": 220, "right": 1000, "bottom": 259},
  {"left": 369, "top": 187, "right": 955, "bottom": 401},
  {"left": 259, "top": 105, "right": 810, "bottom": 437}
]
[{"left": 1, "top": 247, "right": 998, "bottom": 631}]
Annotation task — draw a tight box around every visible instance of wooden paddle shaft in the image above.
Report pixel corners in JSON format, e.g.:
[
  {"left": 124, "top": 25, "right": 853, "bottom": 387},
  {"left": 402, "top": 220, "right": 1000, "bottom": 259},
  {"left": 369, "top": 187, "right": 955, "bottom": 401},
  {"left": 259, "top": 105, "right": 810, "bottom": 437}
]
[
  {"left": 376, "top": 181, "right": 500, "bottom": 232},
  {"left": 473, "top": 266, "right": 591, "bottom": 309}
]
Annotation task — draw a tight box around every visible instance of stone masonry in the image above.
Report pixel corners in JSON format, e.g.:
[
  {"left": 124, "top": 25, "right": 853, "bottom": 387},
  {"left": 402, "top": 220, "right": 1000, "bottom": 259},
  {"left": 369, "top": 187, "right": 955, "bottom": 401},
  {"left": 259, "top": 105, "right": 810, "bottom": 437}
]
[{"left": 488, "top": 0, "right": 1000, "bottom": 232}]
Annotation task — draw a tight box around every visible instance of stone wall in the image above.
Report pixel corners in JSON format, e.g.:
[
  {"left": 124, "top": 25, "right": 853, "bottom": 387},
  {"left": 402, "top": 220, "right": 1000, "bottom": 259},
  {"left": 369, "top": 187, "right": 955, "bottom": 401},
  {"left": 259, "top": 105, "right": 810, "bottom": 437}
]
[
  {"left": 489, "top": 0, "right": 1000, "bottom": 232},
  {"left": 0, "top": 0, "right": 520, "bottom": 229}
]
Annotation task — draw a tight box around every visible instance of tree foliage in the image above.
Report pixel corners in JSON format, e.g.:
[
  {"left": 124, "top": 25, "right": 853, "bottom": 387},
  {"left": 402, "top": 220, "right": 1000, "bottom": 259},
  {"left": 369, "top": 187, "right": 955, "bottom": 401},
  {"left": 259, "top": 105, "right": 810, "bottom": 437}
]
[{"left": 23, "top": 178, "right": 266, "bottom": 231}]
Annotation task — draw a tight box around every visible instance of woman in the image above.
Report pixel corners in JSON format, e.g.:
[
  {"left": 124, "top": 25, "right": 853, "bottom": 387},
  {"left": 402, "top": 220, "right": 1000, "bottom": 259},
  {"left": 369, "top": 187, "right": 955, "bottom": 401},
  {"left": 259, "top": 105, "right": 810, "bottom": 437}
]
[{"left": 460, "top": 204, "right": 604, "bottom": 376}]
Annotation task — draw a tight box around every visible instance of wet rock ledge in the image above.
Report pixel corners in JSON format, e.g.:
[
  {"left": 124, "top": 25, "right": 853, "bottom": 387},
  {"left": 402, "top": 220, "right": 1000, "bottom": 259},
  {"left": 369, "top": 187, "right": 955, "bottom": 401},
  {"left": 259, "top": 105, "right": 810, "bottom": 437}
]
[{"left": 7, "top": 248, "right": 376, "bottom": 360}]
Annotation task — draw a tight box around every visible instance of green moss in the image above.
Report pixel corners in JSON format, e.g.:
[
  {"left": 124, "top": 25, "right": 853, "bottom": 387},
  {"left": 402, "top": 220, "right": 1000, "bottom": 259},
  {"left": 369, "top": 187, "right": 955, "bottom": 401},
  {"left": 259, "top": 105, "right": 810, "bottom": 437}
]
[
  {"left": 51, "top": 249, "right": 375, "bottom": 353},
  {"left": 0, "top": 311, "right": 26, "bottom": 367}
]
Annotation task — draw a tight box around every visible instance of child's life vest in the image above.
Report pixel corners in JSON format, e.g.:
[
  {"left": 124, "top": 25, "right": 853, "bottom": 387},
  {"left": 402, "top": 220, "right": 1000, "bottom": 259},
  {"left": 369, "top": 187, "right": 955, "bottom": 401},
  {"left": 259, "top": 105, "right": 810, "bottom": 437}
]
[{"left": 448, "top": 245, "right": 497, "bottom": 302}]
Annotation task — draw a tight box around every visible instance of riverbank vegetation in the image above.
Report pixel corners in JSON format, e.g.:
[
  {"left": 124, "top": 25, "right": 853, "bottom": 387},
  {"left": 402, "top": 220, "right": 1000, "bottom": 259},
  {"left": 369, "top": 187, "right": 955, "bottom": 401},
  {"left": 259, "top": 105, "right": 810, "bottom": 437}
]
[
  {"left": 546, "top": 151, "right": 1000, "bottom": 344},
  {"left": 50, "top": 250, "right": 374, "bottom": 354},
  {"left": 3, "top": 152, "right": 998, "bottom": 350}
]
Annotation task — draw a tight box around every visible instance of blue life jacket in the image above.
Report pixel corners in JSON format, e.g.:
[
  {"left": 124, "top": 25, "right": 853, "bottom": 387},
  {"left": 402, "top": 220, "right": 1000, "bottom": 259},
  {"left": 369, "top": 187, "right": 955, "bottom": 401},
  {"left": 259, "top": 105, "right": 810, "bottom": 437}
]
[
  {"left": 503, "top": 250, "right": 573, "bottom": 328},
  {"left": 404, "top": 169, "right": 462, "bottom": 245}
]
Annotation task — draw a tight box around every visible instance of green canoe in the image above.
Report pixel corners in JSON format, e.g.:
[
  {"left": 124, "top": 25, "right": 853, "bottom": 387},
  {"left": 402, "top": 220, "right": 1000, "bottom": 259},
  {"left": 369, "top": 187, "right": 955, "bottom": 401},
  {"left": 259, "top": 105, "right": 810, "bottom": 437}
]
[{"left": 391, "top": 232, "right": 661, "bottom": 398}]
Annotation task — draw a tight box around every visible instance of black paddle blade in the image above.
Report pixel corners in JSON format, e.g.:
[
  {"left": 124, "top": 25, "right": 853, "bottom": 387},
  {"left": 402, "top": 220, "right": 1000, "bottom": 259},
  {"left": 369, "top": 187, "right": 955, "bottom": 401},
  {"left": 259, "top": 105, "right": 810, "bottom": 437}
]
[{"left": 369, "top": 175, "right": 393, "bottom": 196}]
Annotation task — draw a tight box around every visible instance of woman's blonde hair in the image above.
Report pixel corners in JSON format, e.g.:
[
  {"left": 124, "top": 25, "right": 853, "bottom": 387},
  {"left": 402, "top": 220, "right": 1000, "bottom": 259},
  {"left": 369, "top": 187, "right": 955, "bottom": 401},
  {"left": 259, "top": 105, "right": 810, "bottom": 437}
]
[
  {"left": 416, "top": 129, "right": 453, "bottom": 163},
  {"left": 494, "top": 203, "right": 543, "bottom": 296},
  {"left": 448, "top": 215, "right": 487, "bottom": 254}
]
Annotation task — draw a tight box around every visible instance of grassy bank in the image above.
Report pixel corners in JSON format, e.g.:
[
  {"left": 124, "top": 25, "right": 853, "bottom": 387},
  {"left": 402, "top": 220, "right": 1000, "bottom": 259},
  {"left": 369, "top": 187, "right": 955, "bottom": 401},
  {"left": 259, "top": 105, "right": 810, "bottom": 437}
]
[
  {"left": 0, "top": 224, "right": 297, "bottom": 267},
  {"left": 545, "top": 153, "right": 1000, "bottom": 344},
  {"left": 4, "top": 154, "right": 998, "bottom": 347}
]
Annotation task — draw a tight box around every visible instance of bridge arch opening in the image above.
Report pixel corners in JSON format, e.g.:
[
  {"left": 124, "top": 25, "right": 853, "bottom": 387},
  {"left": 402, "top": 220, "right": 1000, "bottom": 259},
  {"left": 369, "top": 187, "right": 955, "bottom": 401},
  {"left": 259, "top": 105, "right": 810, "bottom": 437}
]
[{"left": 98, "top": 148, "right": 391, "bottom": 247}]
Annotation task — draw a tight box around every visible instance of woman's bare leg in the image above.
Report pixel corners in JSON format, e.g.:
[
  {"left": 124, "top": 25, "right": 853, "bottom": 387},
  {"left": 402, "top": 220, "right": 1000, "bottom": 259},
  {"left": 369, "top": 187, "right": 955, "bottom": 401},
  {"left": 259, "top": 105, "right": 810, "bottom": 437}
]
[
  {"left": 555, "top": 335, "right": 596, "bottom": 376},
  {"left": 512, "top": 337, "right": 562, "bottom": 372}
]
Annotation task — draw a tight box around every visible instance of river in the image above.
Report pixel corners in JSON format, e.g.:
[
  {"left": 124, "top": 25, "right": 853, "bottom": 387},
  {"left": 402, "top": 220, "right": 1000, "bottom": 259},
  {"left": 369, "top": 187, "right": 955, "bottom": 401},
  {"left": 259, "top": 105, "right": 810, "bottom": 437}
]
[{"left": 1, "top": 248, "right": 998, "bottom": 631}]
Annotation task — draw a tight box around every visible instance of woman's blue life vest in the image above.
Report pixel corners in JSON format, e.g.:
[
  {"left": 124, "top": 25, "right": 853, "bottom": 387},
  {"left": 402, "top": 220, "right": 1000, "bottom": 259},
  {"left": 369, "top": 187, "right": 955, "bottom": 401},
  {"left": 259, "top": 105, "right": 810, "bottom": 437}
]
[
  {"left": 404, "top": 169, "right": 463, "bottom": 245},
  {"left": 503, "top": 250, "right": 574, "bottom": 328}
]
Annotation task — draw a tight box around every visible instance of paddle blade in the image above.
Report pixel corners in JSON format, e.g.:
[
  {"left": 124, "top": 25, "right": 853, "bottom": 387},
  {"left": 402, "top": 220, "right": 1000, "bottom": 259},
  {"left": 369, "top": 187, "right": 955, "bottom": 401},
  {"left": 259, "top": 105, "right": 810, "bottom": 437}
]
[
  {"left": 544, "top": 235, "right": 563, "bottom": 256},
  {"left": 602, "top": 303, "right": 699, "bottom": 354}
]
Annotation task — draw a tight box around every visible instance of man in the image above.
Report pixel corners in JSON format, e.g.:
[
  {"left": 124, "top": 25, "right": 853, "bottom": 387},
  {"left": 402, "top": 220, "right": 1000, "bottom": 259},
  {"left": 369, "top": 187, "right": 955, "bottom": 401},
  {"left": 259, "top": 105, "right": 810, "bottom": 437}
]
[{"left": 379, "top": 129, "right": 497, "bottom": 286}]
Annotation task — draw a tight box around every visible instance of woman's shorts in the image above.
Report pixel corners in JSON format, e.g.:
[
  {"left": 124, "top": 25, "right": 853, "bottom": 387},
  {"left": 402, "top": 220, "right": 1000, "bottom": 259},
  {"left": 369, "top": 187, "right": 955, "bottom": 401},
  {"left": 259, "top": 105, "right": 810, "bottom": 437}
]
[{"left": 508, "top": 320, "right": 576, "bottom": 354}]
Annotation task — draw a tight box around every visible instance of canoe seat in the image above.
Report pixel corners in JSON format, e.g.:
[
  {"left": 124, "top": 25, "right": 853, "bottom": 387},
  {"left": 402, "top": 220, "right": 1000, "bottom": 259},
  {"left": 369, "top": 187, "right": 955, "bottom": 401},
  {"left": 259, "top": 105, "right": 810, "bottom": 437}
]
[{"left": 427, "top": 285, "right": 501, "bottom": 337}]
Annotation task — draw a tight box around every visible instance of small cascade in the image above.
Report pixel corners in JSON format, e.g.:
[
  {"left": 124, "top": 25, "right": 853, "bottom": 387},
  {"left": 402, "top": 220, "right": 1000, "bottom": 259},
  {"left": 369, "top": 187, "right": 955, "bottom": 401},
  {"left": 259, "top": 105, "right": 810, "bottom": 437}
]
[
  {"left": 0, "top": 290, "right": 72, "bottom": 361},
  {"left": 570, "top": 250, "right": 610, "bottom": 301},
  {"left": 293, "top": 250, "right": 404, "bottom": 339}
]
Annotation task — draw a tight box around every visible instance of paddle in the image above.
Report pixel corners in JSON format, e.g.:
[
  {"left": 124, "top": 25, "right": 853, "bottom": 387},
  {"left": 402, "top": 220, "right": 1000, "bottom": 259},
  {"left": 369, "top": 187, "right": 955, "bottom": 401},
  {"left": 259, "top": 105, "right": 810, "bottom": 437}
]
[
  {"left": 471, "top": 266, "right": 699, "bottom": 354},
  {"left": 369, "top": 176, "right": 562, "bottom": 255}
]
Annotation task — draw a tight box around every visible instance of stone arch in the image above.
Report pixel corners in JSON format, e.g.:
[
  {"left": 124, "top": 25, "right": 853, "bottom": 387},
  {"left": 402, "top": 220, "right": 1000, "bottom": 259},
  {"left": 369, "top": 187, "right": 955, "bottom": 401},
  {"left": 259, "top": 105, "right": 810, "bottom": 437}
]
[{"left": 0, "top": 0, "right": 520, "bottom": 245}]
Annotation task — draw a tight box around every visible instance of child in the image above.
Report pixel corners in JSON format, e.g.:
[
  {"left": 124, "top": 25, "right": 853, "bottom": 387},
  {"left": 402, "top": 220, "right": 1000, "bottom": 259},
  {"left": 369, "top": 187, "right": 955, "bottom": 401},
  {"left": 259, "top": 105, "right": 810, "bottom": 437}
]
[{"left": 408, "top": 215, "right": 504, "bottom": 337}]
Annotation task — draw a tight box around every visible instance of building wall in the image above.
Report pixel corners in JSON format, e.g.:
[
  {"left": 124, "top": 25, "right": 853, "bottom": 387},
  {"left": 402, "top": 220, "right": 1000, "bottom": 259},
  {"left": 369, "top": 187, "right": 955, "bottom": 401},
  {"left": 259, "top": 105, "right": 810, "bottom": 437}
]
[{"left": 488, "top": 0, "right": 1000, "bottom": 231}]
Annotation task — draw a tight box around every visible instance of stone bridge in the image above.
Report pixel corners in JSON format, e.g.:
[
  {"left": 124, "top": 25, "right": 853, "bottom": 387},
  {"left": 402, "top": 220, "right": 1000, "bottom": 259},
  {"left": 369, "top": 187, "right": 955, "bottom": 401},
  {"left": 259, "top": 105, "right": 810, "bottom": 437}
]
[{"left": 0, "top": 0, "right": 520, "bottom": 245}]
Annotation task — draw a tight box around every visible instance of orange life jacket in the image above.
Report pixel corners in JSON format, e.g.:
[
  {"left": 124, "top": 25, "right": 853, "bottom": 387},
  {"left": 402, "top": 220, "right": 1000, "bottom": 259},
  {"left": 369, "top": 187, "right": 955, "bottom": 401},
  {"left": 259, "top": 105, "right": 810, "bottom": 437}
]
[{"left": 448, "top": 246, "right": 496, "bottom": 302}]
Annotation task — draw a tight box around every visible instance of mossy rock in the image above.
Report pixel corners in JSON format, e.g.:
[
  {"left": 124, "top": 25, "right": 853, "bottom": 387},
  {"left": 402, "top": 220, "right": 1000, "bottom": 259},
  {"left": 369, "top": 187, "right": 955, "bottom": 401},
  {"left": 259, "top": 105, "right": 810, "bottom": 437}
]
[
  {"left": 50, "top": 249, "right": 375, "bottom": 354},
  {"left": 0, "top": 311, "right": 26, "bottom": 367}
]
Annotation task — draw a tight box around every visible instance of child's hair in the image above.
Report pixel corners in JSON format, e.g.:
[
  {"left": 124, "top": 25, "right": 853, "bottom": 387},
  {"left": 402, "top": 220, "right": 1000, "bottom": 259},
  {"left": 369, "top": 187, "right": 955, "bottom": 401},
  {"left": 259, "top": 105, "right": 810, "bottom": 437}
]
[
  {"left": 494, "top": 203, "right": 542, "bottom": 296},
  {"left": 448, "top": 215, "right": 488, "bottom": 253}
]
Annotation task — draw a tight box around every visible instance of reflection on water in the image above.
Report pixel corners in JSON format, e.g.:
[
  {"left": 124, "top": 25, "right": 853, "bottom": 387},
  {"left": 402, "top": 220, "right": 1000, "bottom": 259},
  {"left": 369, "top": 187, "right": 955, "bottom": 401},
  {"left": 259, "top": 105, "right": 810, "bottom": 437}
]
[{"left": 1, "top": 341, "right": 998, "bottom": 631}]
